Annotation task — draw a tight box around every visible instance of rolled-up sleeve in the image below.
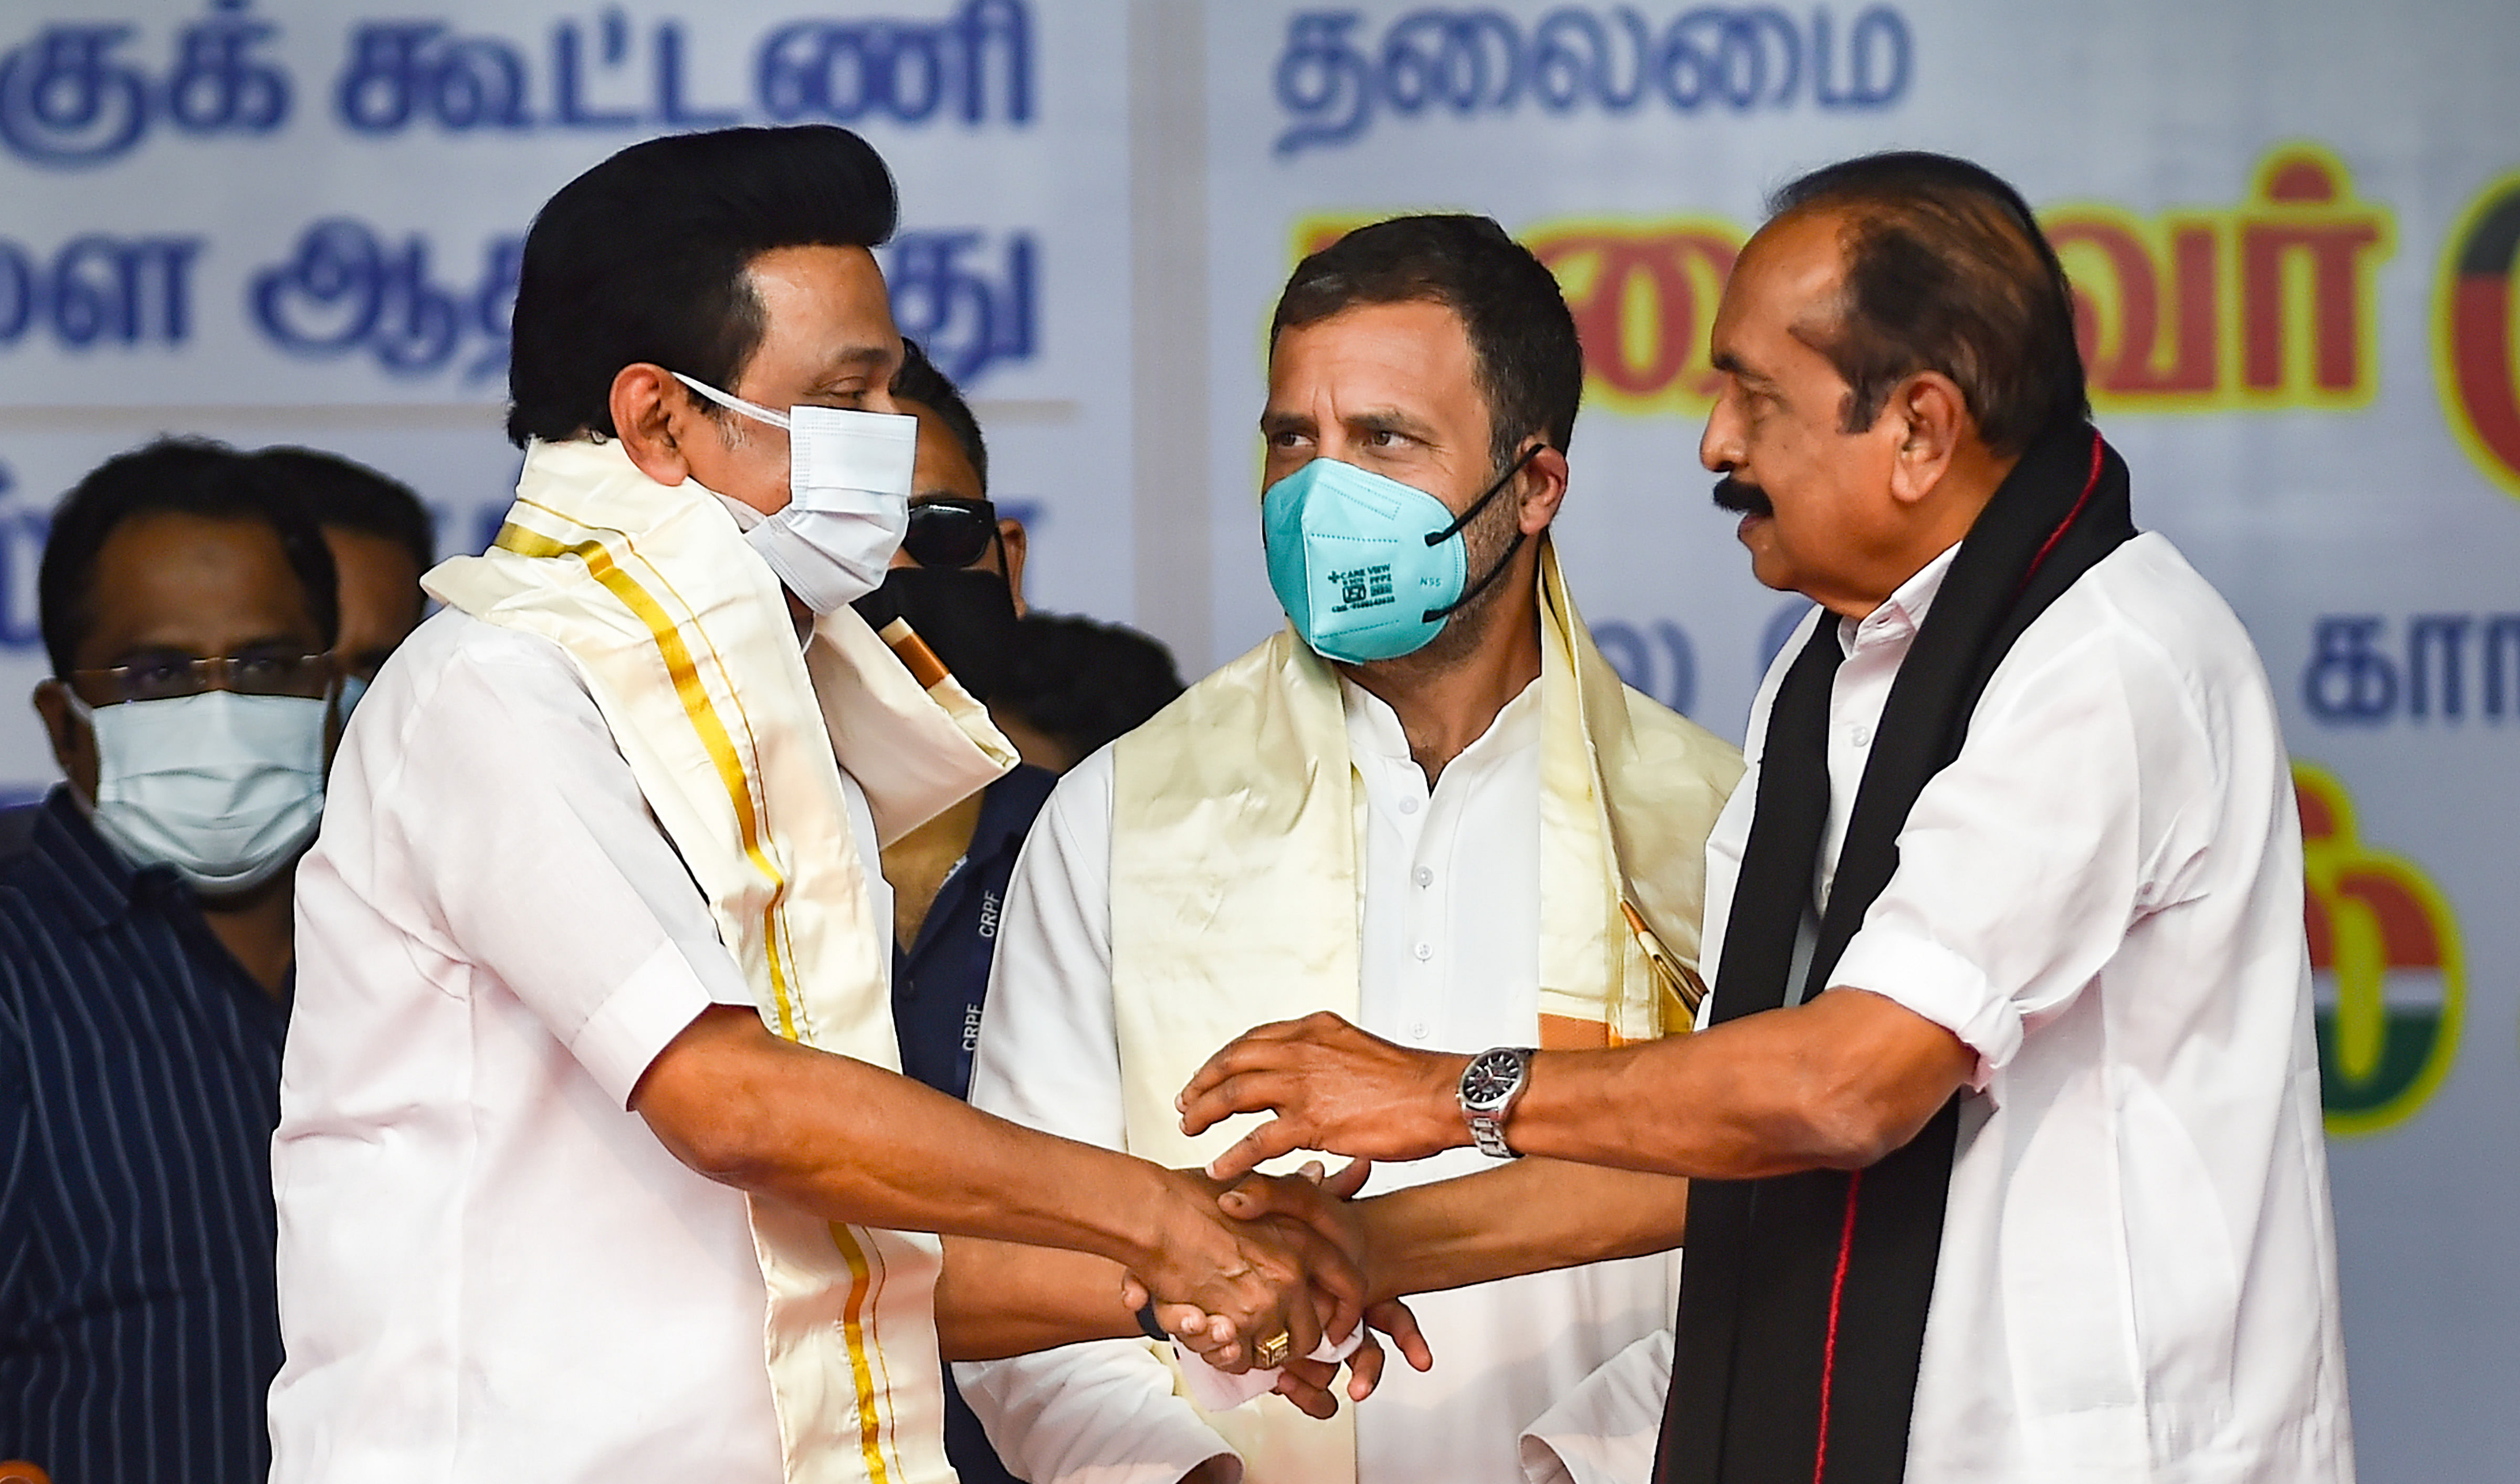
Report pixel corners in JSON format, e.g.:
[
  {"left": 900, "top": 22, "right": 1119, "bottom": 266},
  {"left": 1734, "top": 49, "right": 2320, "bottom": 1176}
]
[
  {"left": 958, "top": 1341, "right": 1239, "bottom": 1484},
  {"left": 380, "top": 634, "right": 754, "bottom": 1107},
  {"left": 1518, "top": 1328, "right": 1672, "bottom": 1484},
  {"left": 1830, "top": 626, "right": 2202, "bottom": 1085}
]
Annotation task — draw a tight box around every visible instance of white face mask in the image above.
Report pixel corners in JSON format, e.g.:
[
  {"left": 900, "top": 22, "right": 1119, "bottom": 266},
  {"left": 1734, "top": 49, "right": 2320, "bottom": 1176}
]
[
  {"left": 672, "top": 371, "right": 918, "bottom": 612},
  {"left": 72, "top": 690, "right": 329, "bottom": 896}
]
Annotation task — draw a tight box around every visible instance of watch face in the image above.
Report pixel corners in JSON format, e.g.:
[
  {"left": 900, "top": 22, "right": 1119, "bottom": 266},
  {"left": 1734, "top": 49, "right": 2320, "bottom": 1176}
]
[{"left": 1462, "top": 1049, "right": 1524, "bottom": 1109}]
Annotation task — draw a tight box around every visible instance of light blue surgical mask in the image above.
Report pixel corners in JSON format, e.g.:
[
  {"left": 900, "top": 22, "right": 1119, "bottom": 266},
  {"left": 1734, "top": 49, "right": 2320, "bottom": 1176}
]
[
  {"left": 69, "top": 689, "right": 329, "bottom": 895},
  {"left": 1261, "top": 446, "right": 1540, "bottom": 664}
]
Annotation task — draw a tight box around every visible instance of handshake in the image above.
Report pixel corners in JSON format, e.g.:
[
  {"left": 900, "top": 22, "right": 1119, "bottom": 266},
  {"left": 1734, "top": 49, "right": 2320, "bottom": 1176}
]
[
  {"left": 1108, "top": 1009, "right": 1507, "bottom": 1418},
  {"left": 1120, "top": 1156, "right": 1432, "bottom": 1419},
  {"left": 945, "top": 1011, "right": 1689, "bottom": 1443}
]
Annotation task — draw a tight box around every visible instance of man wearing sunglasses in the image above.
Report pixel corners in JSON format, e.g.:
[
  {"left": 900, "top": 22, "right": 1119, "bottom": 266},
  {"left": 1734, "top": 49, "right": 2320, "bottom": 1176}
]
[
  {"left": 860, "top": 338, "right": 1046, "bottom": 1110},
  {"left": 2, "top": 438, "right": 342, "bottom": 1484},
  {"left": 858, "top": 339, "right": 1053, "bottom": 1484}
]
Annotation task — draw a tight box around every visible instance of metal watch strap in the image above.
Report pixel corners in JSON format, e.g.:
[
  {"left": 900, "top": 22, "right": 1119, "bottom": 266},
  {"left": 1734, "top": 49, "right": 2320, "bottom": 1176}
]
[
  {"left": 1459, "top": 1046, "right": 1536, "bottom": 1159},
  {"left": 1466, "top": 1107, "right": 1520, "bottom": 1159}
]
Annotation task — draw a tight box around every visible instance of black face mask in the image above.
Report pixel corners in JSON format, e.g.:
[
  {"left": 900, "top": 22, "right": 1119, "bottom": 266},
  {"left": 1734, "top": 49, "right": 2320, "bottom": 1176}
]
[{"left": 853, "top": 566, "right": 1020, "bottom": 702}]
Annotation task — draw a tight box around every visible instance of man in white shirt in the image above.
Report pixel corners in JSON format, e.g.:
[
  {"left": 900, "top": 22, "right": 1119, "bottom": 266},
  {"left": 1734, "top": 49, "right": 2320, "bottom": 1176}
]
[
  {"left": 960, "top": 215, "right": 1743, "bottom": 1484},
  {"left": 269, "top": 126, "right": 1355, "bottom": 1484},
  {"left": 1180, "top": 153, "right": 2355, "bottom": 1483}
]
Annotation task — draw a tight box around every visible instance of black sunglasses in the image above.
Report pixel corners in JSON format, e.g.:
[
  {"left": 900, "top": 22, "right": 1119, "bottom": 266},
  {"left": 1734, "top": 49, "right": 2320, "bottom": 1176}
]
[{"left": 900, "top": 497, "right": 1001, "bottom": 569}]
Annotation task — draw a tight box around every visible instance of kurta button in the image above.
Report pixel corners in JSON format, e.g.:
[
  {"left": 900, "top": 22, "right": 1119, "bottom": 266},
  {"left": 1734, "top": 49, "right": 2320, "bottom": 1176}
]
[
  {"left": 1413, "top": 942, "right": 1433, "bottom": 961},
  {"left": 1415, "top": 866, "right": 1433, "bottom": 887},
  {"left": 1399, "top": 796, "right": 1420, "bottom": 815}
]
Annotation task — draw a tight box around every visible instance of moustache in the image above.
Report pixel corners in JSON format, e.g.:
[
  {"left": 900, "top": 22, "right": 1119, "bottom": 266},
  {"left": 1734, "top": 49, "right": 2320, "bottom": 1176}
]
[{"left": 1712, "top": 475, "right": 1773, "bottom": 518}]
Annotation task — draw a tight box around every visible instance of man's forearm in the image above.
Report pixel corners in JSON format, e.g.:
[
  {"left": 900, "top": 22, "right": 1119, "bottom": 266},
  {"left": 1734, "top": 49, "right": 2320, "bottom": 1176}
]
[
  {"left": 1181, "top": 992, "right": 1977, "bottom": 1185},
  {"left": 634, "top": 1005, "right": 1342, "bottom": 1352},
  {"left": 934, "top": 1239, "right": 1141, "bottom": 1361},
  {"left": 1353, "top": 1159, "right": 1690, "bottom": 1302},
  {"left": 1505, "top": 991, "right": 1970, "bottom": 1178},
  {"left": 638, "top": 1007, "right": 1191, "bottom": 1261}
]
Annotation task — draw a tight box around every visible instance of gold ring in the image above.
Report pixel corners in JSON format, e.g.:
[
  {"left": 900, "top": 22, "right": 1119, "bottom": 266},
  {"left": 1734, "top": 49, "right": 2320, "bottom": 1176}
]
[{"left": 1255, "top": 1330, "right": 1293, "bottom": 1368}]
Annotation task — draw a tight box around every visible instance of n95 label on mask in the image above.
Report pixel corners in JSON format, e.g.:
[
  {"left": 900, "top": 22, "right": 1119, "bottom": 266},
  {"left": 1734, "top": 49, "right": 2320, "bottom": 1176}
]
[{"left": 1327, "top": 563, "right": 1395, "bottom": 614}]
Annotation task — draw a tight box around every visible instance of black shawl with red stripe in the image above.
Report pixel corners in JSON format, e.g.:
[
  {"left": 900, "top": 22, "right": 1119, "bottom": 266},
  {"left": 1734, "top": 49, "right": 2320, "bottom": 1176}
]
[{"left": 1655, "top": 423, "right": 2134, "bottom": 1484}]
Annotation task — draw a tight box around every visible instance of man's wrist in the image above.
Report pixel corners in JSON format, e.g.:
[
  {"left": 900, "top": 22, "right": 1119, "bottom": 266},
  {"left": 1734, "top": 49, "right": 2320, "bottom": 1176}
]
[
  {"left": 1348, "top": 1193, "right": 1403, "bottom": 1305},
  {"left": 1431, "top": 1051, "right": 1477, "bottom": 1153},
  {"left": 1127, "top": 1166, "right": 1224, "bottom": 1282},
  {"left": 1453, "top": 1046, "right": 1544, "bottom": 1158}
]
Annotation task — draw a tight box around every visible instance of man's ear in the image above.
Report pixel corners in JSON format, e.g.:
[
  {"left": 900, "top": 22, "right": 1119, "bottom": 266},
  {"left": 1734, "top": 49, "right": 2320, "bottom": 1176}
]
[
  {"left": 996, "top": 518, "right": 1031, "bottom": 617},
  {"left": 32, "top": 679, "right": 97, "bottom": 803},
  {"left": 1515, "top": 445, "right": 1571, "bottom": 535},
  {"left": 608, "top": 363, "right": 702, "bottom": 488},
  {"left": 1885, "top": 373, "right": 1967, "bottom": 508}
]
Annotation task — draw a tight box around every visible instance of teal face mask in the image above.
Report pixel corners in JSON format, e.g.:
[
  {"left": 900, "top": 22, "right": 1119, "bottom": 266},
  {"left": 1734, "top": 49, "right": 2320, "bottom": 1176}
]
[{"left": 1261, "top": 447, "right": 1539, "bottom": 664}]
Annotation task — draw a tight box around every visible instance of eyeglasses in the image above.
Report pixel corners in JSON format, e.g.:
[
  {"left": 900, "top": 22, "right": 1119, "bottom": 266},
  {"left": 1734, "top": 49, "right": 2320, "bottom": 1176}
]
[
  {"left": 338, "top": 647, "right": 396, "bottom": 684},
  {"left": 68, "top": 651, "right": 335, "bottom": 705},
  {"left": 900, "top": 497, "right": 1000, "bottom": 569}
]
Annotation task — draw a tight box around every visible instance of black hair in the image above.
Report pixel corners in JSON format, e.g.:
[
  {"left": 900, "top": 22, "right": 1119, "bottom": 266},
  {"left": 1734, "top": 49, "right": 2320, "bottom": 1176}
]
[
  {"left": 1769, "top": 151, "right": 2090, "bottom": 457},
  {"left": 39, "top": 438, "right": 340, "bottom": 679},
  {"left": 505, "top": 125, "right": 899, "bottom": 447},
  {"left": 991, "top": 612, "right": 1186, "bottom": 765},
  {"left": 891, "top": 337, "right": 989, "bottom": 492},
  {"left": 1270, "top": 214, "right": 1584, "bottom": 473},
  {"left": 256, "top": 445, "right": 435, "bottom": 573}
]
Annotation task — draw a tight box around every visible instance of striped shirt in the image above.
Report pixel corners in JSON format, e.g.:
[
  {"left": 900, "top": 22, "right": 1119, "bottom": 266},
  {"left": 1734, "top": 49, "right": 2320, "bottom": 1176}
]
[{"left": 0, "top": 788, "right": 289, "bottom": 1484}]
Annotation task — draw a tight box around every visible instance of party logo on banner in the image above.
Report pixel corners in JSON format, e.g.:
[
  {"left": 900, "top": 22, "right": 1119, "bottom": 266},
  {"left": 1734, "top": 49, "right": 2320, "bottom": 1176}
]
[
  {"left": 2436, "top": 168, "right": 2520, "bottom": 499},
  {"left": 2295, "top": 760, "right": 2464, "bottom": 1135},
  {"left": 1290, "top": 144, "right": 2391, "bottom": 422}
]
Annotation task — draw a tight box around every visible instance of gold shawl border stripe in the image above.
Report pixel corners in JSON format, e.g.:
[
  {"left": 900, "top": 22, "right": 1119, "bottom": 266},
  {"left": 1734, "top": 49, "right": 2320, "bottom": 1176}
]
[
  {"left": 488, "top": 510, "right": 899, "bottom": 1484},
  {"left": 492, "top": 513, "right": 807, "bottom": 1043},
  {"left": 834, "top": 1221, "right": 895, "bottom": 1481}
]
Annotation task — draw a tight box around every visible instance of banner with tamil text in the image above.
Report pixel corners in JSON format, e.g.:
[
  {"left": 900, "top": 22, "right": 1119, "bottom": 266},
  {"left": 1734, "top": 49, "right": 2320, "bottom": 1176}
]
[
  {"left": 1197, "top": 3, "right": 2518, "bottom": 1477},
  {"left": 0, "top": 0, "right": 1133, "bottom": 787},
  {"left": 0, "top": 0, "right": 2512, "bottom": 1477}
]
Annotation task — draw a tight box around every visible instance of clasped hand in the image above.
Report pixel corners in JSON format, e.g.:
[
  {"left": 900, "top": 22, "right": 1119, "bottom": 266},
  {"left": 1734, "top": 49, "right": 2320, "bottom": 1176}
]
[{"left": 1122, "top": 1158, "right": 1431, "bottom": 1417}]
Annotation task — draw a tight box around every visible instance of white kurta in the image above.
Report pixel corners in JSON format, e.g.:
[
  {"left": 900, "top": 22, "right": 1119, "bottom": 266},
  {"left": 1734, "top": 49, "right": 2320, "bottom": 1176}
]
[
  {"left": 1559, "top": 534, "right": 2354, "bottom": 1483},
  {"left": 960, "top": 678, "right": 1680, "bottom": 1484},
  {"left": 268, "top": 607, "right": 892, "bottom": 1483}
]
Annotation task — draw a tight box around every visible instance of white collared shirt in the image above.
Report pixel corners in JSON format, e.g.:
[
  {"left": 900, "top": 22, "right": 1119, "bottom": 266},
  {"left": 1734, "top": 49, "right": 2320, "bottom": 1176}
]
[
  {"left": 1692, "top": 533, "right": 2355, "bottom": 1482},
  {"left": 268, "top": 608, "right": 892, "bottom": 1483},
  {"left": 959, "top": 677, "right": 1682, "bottom": 1484}
]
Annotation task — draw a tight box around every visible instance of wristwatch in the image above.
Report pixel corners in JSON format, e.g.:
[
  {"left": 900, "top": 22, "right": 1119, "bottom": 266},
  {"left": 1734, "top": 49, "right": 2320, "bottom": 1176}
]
[{"left": 1457, "top": 1046, "right": 1537, "bottom": 1159}]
